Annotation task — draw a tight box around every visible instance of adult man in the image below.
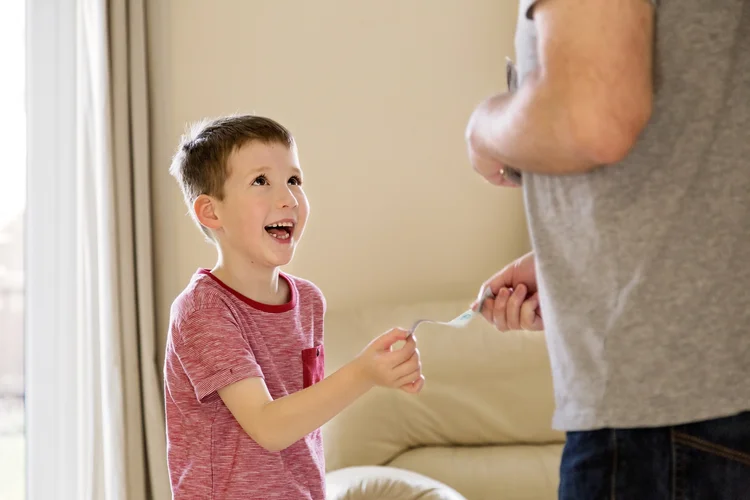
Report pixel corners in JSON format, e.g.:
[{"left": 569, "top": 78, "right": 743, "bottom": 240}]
[{"left": 466, "top": 1, "right": 750, "bottom": 498}]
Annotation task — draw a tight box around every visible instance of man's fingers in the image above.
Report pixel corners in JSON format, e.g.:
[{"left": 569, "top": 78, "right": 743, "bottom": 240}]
[
  {"left": 469, "top": 147, "right": 520, "bottom": 188},
  {"left": 480, "top": 297, "right": 495, "bottom": 324},
  {"left": 533, "top": 306, "right": 544, "bottom": 330},
  {"left": 484, "top": 171, "right": 509, "bottom": 185},
  {"left": 485, "top": 170, "right": 521, "bottom": 187},
  {"left": 483, "top": 267, "right": 514, "bottom": 297},
  {"left": 483, "top": 285, "right": 535, "bottom": 332},
  {"left": 506, "top": 284, "right": 527, "bottom": 330},
  {"left": 520, "top": 292, "right": 542, "bottom": 330},
  {"left": 492, "top": 288, "right": 510, "bottom": 331},
  {"left": 468, "top": 148, "right": 500, "bottom": 175}
]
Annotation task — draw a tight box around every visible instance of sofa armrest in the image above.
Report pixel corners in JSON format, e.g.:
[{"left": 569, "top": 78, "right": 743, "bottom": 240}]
[{"left": 326, "top": 466, "right": 467, "bottom": 500}]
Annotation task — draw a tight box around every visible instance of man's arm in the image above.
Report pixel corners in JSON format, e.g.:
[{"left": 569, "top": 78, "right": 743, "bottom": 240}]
[
  {"left": 218, "top": 330, "right": 423, "bottom": 452},
  {"left": 467, "top": 0, "right": 655, "bottom": 176}
]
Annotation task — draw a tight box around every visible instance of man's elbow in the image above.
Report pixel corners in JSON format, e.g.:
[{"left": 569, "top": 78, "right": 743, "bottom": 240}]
[{"left": 572, "top": 96, "right": 653, "bottom": 171}]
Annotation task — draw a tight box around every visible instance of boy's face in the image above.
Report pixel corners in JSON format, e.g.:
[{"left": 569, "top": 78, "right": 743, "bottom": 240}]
[{"left": 209, "top": 141, "right": 309, "bottom": 268}]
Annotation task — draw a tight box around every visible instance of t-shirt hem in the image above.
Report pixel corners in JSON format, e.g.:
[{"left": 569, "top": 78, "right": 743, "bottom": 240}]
[
  {"left": 195, "top": 366, "right": 264, "bottom": 402},
  {"left": 552, "top": 400, "right": 750, "bottom": 431}
]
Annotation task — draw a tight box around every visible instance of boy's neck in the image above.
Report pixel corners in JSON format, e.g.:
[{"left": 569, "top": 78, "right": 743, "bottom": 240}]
[{"left": 210, "top": 253, "right": 289, "bottom": 306}]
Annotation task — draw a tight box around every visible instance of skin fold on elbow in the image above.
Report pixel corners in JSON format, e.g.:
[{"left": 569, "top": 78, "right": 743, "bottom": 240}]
[
  {"left": 246, "top": 425, "right": 290, "bottom": 453},
  {"left": 234, "top": 409, "right": 291, "bottom": 453}
]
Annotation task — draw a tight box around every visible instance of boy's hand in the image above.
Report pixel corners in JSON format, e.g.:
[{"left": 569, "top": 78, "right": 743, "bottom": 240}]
[{"left": 355, "top": 328, "right": 425, "bottom": 394}]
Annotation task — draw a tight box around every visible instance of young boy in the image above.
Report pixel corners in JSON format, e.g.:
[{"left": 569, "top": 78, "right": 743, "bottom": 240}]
[{"left": 164, "top": 114, "right": 424, "bottom": 500}]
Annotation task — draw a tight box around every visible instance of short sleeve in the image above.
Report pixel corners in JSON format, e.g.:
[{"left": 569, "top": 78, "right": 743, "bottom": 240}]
[
  {"left": 172, "top": 306, "right": 264, "bottom": 402},
  {"left": 523, "top": 0, "right": 657, "bottom": 20}
]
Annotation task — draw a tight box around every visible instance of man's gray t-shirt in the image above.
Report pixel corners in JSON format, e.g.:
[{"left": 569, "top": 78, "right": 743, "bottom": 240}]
[{"left": 515, "top": 0, "right": 750, "bottom": 430}]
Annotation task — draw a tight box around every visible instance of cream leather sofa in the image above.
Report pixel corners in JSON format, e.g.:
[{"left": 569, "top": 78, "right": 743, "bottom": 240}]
[{"left": 322, "top": 298, "right": 565, "bottom": 500}]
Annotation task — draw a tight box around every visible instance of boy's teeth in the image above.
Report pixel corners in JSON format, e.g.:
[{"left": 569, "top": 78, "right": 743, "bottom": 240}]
[{"left": 266, "top": 221, "right": 293, "bottom": 240}]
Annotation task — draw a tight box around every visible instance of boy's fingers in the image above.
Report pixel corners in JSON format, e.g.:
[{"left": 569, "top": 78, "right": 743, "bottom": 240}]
[
  {"left": 384, "top": 339, "right": 417, "bottom": 365},
  {"left": 392, "top": 352, "right": 420, "bottom": 379},
  {"left": 395, "top": 370, "right": 421, "bottom": 388},
  {"left": 414, "top": 376, "right": 425, "bottom": 392},
  {"left": 375, "top": 327, "right": 409, "bottom": 351},
  {"left": 397, "top": 372, "right": 424, "bottom": 391},
  {"left": 406, "top": 375, "right": 426, "bottom": 393}
]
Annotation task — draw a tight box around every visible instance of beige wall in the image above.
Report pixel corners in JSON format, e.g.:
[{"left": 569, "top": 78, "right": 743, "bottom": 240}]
[{"left": 147, "top": 1, "right": 529, "bottom": 345}]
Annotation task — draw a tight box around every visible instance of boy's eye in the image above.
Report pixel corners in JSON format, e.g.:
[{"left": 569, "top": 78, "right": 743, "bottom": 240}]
[
  {"left": 252, "top": 175, "right": 268, "bottom": 186},
  {"left": 288, "top": 176, "right": 302, "bottom": 186}
]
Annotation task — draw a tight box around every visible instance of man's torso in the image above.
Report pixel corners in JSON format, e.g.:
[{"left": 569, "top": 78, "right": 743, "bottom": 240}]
[{"left": 516, "top": 0, "right": 750, "bottom": 430}]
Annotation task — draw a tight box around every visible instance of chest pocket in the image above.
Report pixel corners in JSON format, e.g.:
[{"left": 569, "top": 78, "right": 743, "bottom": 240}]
[{"left": 301, "top": 344, "right": 325, "bottom": 388}]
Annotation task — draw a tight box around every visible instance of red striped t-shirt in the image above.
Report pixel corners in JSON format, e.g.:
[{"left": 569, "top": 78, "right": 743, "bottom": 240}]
[{"left": 164, "top": 269, "right": 326, "bottom": 499}]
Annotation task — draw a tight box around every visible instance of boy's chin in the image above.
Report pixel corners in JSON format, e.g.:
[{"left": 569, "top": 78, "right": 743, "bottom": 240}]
[{"left": 265, "top": 247, "right": 296, "bottom": 267}]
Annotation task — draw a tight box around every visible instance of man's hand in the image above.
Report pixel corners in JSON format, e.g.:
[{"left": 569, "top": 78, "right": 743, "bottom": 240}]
[
  {"left": 466, "top": 93, "right": 521, "bottom": 187},
  {"left": 353, "top": 328, "right": 425, "bottom": 394},
  {"left": 471, "top": 251, "right": 543, "bottom": 331}
]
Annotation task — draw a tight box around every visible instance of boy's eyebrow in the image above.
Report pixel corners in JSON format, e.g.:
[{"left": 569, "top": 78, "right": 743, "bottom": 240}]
[{"left": 246, "top": 165, "right": 303, "bottom": 177}]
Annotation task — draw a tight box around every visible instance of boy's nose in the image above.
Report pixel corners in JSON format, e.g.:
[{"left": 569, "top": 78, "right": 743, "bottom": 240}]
[{"left": 277, "top": 187, "right": 298, "bottom": 208}]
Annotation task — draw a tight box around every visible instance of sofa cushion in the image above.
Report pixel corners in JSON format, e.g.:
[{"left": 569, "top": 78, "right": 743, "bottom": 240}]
[{"left": 325, "top": 465, "right": 467, "bottom": 500}]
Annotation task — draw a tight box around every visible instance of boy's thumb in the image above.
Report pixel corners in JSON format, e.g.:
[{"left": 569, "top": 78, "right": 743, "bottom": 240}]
[{"left": 375, "top": 327, "right": 410, "bottom": 350}]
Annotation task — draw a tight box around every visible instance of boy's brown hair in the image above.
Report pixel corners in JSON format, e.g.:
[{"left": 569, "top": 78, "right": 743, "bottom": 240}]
[{"left": 169, "top": 114, "right": 295, "bottom": 240}]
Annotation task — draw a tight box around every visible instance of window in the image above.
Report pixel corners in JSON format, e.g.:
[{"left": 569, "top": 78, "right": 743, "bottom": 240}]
[
  {"left": 25, "top": 0, "right": 79, "bottom": 498},
  {"left": 0, "top": 2, "right": 27, "bottom": 499}
]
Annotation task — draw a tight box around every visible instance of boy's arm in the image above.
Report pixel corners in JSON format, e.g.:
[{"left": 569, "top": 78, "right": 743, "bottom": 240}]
[
  {"left": 218, "top": 329, "right": 422, "bottom": 452},
  {"left": 218, "top": 362, "right": 369, "bottom": 452}
]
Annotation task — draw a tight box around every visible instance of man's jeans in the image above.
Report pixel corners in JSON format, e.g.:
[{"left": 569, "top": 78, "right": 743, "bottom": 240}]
[{"left": 559, "top": 411, "right": 750, "bottom": 499}]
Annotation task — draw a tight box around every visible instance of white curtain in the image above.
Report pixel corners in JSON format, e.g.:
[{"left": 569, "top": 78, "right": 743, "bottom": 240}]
[{"left": 76, "top": 0, "right": 170, "bottom": 498}]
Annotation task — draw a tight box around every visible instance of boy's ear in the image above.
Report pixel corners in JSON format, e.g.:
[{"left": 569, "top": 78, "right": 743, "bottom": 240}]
[{"left": 194, "top": 194, "right": 221, "bottom": 231}]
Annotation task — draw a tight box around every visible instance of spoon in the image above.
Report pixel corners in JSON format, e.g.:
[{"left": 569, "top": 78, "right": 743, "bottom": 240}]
[{"left": 406, "top": 286, "right": 495, "bottom": 338}]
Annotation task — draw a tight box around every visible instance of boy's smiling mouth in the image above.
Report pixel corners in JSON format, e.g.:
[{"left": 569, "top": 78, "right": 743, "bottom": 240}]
[{"left": 264, "top": 220, "right": 295, "bottom": 241}]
